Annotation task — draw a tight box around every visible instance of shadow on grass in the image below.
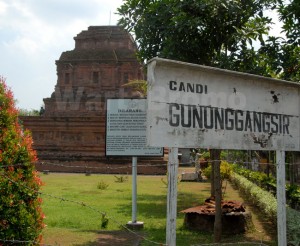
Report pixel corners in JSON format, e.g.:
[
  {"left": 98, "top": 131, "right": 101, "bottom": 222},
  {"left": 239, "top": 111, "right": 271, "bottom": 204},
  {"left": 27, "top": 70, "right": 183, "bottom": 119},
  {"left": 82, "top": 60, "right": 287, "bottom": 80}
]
[
  {"left": 73, "top": 230, "right": 144, "bottom": 246},
  {"left": 73, "top": 228, "right": 213, "bottom": 246},
  {"left": 115, "top": 191, "right": 204, "bottom": 219}
]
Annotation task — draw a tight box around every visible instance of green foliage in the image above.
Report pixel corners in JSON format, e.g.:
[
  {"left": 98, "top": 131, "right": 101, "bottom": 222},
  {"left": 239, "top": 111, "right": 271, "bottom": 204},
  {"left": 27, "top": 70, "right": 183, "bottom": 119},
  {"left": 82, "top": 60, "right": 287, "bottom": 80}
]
[
  {"left": 278, "top": 0, "right": 300, "bottom": 45},
  {"left": 0, "top": 77, "right": 44, "bottom": 243},
  {"left": 97, "top": 180, "right": 109, "bottom": 190},
  {"left": 122, "top": 80, "right": 147, "bottom": 97},
  {"left": 224, "top": 0, "right": 300, "bottom": 82},
  {"left": 118, "top": 0, "right": 275, "bottom": 65},
  {"left": 286, "top": 184, "right": 300, "bottom": 210},
  {"left": 118, "top": 0, "right": 300, "bottom": 82},
  {"left": 286, "top": 207, "right": 300, "bottom": 246},
  {"left": 100, "top": 213, "right": 109, "bottom": 229},
  {"left": 114, "top": 175, "right": 128, "bottom": 183},
  {"left": 233, "top": 164, "right": 276, "bottom": 192},
  {"left": 202, "top": 151, "right": 210, "bottom": 160},
  {"left": 203, "top": 161, "right": 233, "bottom": 180},
  {"left": 231, "top": 172, "right": 300, "bottom": 246},
  {"left": 230, "top": 173, "right": 277, "bottom": 223},
  {"left": 233, "top": 164, "right": 300, "bottom": 209},
  {"left": 18, "top": 108, "right": 40, "bottom": 116}
]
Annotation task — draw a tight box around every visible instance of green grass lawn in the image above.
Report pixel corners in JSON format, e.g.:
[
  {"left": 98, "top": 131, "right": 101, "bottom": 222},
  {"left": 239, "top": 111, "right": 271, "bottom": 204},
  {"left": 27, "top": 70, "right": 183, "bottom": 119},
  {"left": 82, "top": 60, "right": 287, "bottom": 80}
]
[{"left": 40, "top": 172, "right": 276, "bottom": 245}]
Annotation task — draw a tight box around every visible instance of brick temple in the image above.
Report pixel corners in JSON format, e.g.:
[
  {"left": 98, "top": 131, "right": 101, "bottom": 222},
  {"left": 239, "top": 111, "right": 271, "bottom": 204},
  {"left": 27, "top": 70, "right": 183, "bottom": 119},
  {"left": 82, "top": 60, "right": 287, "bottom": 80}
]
[{"left": 21, "top": 26, "right": 166, "bottom": 174}]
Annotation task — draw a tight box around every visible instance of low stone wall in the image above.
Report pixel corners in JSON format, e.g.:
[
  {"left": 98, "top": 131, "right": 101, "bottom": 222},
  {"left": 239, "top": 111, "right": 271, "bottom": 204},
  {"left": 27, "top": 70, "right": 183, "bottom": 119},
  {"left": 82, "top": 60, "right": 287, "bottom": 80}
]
[
  {"left": 35, "top": 159, "right": 167, "bottom": 175},
  {"left": 183, "top": 212, "right": 253, "bottom": 234}
]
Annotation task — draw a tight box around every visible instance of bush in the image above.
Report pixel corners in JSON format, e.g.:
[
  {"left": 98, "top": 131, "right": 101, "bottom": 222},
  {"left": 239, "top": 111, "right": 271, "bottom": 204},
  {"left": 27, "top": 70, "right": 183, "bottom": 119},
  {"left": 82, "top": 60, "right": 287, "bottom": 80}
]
[
  {"left": 233, "top": 164, "right": 300, "bottom": 208},
  {"left": 287, "top": 207, "right": 300, "bottom": 246},
  {"left": 0, "top": 78, "right": 44, "bottom": 244},
  {"left": 230, "top": 173, "right": 277, "bottom": 223},
  {"left": 202, "top": 161, "right": 233, "bottom": 180},
  {"left": 97, "top": 180, "right": 109, "bottom": 190},
  {"left": 114, "top": 175, "right": 128, "bottom": 183},
  {"left": 230, "top": 172, "right": 300, "bottom": 246}
]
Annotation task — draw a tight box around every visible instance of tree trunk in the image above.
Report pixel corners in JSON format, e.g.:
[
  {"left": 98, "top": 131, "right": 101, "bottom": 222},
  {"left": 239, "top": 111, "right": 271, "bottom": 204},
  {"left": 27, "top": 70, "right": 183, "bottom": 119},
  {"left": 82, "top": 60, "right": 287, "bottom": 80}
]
[
  {"left": 294, "top": 152, "right": 300, "bottom": 184},
  {"left": 210, "top": 150, "right": 215, "bottom": 197},
  {"left": 211, "top": 149, "right": 222, "bottom": 243}
]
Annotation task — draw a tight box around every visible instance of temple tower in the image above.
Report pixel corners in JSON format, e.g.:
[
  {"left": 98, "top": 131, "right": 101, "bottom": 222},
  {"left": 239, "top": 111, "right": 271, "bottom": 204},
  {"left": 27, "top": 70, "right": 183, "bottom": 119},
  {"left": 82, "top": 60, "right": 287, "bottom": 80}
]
[
  {"left": 44, "top": 26, "right": 143, "bottom": 116},
  {"left": 21, "top": 26, "right": 166, "bottom": 174}
]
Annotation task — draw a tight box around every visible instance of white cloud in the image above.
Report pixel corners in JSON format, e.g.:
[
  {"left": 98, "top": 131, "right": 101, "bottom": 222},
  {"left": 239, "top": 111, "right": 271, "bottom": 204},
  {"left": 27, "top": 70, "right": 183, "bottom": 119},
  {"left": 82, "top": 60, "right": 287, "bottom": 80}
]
[
  {"left": 0, "top": 0, "right": 124, "bottom": 109},
  {"left": 0, "top": 0, "right": 8, "bottom": 15}
]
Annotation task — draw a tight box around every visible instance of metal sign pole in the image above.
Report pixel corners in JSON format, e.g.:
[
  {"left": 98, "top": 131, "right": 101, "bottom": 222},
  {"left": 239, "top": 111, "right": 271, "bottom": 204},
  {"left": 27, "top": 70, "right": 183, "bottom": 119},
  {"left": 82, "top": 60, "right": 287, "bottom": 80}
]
[
  {"left": 276, "top": 150, "right": 287, "bottom": 246},
  {"left": 127, "top": 156, "right": 144, "bottom": 229},
  {"left": 132, "top": 156, "right": 137, "bottom": 223},
  {"left": 166, "top": 147, "right": 179, "bottom": 246}
]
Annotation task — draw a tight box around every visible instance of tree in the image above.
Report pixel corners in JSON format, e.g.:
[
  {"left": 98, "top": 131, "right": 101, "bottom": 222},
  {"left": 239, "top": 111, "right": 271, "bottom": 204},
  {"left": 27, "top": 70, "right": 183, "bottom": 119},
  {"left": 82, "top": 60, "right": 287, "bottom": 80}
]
[
  {"left": 0, "top": 77, "right": 44, "bottom": 244},
  {"left": 277, "top": 0, "right": 300, "bottom": 81},
  {"left": 118, "top": 0, "right": 277, "bottom": 65},
  {"left": 217, "top": 0, "right": 300, "bottom": 82},
  {"left": 18, "top": 108, "right": 40, "bottom": 116}
]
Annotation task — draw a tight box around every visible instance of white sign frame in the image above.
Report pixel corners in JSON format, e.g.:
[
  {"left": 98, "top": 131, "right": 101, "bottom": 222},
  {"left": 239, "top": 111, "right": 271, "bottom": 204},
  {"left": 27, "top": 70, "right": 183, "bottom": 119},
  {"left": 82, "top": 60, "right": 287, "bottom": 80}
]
[
  {"left": 106, "top": 98, "right": 163, "bottom": 156},
  {"left": 146, "top": 58, "right": 298, "bottom": 246},
  {"left": 146, "top": 58, "right": 300, "bottom": 151}
]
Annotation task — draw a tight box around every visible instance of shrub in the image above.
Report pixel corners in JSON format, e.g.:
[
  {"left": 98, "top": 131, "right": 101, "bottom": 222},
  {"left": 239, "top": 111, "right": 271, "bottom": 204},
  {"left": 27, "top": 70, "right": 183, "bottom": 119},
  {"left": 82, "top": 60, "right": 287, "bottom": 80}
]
[
  {"left": 0, "top": 78, "right": 44, "bottom": 244},
  {"left": 233, "top": 164, "right": 300, "bottom": 208},
  {"left": 230, "top": 172, "right": 300, "bottom": 246},
  {"left": 202, "top": 161, "right": 233, "bottom": 180},
  {"left": 286, "top": 184, "right": 300, "bottom": 210},
  {"left": 97, "top": 180, "right": 109, "bottom": 190},
  {"left": 230, "top": 173, "right": 277, "bottom": 223},
  {"left": 287, "top": 207, "right": 300, "bottom": 246},
  {"left": 114, "top": 175, "right": 128, "bottom": 183}
]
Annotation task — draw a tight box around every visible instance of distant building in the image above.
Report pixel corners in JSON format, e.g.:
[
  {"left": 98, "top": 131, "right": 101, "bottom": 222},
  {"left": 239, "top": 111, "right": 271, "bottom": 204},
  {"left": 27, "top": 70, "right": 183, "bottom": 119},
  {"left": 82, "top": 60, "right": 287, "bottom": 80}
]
[{"left": 21, "top": 26, "right": 166, "bottom": 174}]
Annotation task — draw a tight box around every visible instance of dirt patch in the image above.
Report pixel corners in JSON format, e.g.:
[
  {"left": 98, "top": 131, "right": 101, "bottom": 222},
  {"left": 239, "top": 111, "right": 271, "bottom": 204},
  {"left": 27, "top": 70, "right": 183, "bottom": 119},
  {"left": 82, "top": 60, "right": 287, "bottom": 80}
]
[{"left": 96, "top": 230, "right": 143, "bottom": 246}]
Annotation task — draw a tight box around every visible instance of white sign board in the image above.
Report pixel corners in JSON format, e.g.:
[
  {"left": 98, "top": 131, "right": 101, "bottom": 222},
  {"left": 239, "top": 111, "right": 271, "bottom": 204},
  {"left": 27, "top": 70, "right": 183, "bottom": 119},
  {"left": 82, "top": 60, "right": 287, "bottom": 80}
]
[
  {"left": 106, "top": 98, "right": 163, "bottom": 156},
  {"left": 147, "top": 58, "right": 300, "bottom": 151}
]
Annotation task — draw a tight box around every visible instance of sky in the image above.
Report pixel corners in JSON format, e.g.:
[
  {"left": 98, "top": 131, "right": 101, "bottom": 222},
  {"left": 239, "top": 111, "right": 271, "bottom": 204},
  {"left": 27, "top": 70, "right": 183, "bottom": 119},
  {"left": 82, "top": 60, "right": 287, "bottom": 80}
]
[
  {"left": 0, "top": 0, "right": 123, "bottom": 110},
  {"left": 0, "top": 1, "right": 282, "bottom": 110}
]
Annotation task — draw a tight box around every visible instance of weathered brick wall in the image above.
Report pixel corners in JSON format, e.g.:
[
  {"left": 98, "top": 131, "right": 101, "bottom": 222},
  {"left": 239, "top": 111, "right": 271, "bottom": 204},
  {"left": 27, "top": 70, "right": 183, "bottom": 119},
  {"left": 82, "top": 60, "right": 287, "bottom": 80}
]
[{"left": 21, "top": 26, "right": 166, "bottom": 174}]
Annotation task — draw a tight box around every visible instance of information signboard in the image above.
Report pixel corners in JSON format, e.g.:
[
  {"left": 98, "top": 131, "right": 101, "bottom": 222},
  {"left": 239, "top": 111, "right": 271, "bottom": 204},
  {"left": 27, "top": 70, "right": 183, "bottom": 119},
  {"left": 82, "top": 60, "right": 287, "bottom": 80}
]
[
  {"left": 106, "top": 98, "right": 163, "bottom": 156},
  {"left": 146, "top": 58, "right": 300, "bottom": 151}
]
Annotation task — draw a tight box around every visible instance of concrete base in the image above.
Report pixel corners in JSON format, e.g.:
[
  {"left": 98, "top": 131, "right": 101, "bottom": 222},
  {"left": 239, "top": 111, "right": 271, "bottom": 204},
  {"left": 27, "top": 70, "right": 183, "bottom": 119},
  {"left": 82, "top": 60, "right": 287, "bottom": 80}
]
[
  {"left": 181, "top": 172, "right": 198, "bottom": 181},
  {"left": 126, "top": 221, "right": 144, "bottom": 230}
]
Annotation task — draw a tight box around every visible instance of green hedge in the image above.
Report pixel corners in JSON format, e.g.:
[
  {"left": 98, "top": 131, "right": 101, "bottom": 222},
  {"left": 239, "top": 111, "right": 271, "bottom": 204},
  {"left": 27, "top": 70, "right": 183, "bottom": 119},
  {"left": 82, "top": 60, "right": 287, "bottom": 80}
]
[
  {"left": 230, "top": 172, "right": 300, "bottom": 246},
  {"left": 233, "top": 164, "right": 300, "bottom": 209},
  {"left": 230, "top": 173, "right": 277, "bottom": 223}
]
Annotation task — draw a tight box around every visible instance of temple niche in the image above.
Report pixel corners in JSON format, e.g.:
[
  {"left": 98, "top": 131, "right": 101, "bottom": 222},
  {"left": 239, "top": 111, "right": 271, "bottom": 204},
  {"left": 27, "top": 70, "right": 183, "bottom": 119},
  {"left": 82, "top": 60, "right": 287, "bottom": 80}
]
[{"left": 21, "top": 26, "right": 166, "bottom": 174}]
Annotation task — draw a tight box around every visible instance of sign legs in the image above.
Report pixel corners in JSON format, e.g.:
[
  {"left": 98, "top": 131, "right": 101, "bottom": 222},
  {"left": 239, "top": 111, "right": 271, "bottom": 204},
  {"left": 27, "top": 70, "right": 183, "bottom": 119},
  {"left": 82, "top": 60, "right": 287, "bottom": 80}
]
[
  {"left": 127, "top": 156, "right": 144, "bottom": 229},
  {"left": 276, "top": 150, "right": 287, "bottom": 246},
  {"left": 132, "top": 156, "right": 137, "bottom": 223},
  {"left": 166, "top": 147, "right": 179, "bottom": 246}
]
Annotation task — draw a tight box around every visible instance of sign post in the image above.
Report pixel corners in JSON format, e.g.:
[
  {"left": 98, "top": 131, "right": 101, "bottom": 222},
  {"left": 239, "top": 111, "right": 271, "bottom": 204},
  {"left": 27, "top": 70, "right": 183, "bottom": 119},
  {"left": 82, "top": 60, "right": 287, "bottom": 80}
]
[
  {"left": 166, "top": 147, "right": 179, "bottom": 246},
  {"left": 146, "top": 58, "right": 300, "bottom": 245},
  {"left": 276, "top": 150, "right": 287, "bottom": 246},
  {"left": 106, "top": 99, "right": 163, "bottom": 229},
  {"left": 132, "top": 156, "right": 138, "bottom": 224}
]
